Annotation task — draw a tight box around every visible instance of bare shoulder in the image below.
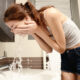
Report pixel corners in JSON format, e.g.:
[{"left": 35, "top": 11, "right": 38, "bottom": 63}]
[
  {"left": 43, "top": 7, "right": 68, "bottom": 24},
  {"left": 43, "top": 7, "right": 60, "bottom": 20}
]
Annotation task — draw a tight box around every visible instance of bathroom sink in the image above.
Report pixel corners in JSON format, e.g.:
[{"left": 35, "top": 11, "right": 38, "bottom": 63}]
[{"left": 0, "top": 69, "right": 60, "bottom": 80}]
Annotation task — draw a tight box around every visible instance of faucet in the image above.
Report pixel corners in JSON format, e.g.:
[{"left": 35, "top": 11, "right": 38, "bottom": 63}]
[
  {"left": 0, "top": 51, "right": 9, "bottom": 71},
  {"left": 0, "top": 50, "right": 7, "bottom": 59}
]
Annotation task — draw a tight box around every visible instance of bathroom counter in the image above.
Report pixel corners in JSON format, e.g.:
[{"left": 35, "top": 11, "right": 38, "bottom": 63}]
[{"left": 0, "top": 69, "right": 61, "bottom": 80}]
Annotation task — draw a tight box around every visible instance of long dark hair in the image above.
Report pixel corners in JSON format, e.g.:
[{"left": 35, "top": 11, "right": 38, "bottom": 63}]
[{"left": 4, "top": 1, "right": 54, "bottom": 27}]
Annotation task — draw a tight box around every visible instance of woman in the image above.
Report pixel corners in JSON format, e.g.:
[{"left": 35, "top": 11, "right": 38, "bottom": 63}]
[{"left": 4, "top": 1, "right": 80, "bottom": 80}]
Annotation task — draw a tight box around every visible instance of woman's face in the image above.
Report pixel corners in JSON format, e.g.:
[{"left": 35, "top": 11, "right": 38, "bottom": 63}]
[{"left": 6, "top": 16, "right": 32, "bottom": 33}]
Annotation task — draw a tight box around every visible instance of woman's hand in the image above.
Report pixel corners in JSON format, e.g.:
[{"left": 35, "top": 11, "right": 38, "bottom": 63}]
[{"left": 11, "top": 21, "right": 39, "bottom": 35}]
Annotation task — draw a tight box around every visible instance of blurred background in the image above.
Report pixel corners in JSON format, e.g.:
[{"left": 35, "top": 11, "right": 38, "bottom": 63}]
[{"left": 0, "top": 0, "right": 80, "bottom": 70}]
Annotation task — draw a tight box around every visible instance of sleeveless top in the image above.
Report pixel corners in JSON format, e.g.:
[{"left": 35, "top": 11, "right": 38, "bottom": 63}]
[{"left": 47, "top": 18, "right": 80, "bottom": 48}]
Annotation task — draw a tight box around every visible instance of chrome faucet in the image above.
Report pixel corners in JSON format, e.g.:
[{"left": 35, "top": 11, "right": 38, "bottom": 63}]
[
  {"left": 0, "top": 51, "right": 9, "bottom": 70},
  {"left": 0, "top": 51, "right": 7, "bottom": 59}
]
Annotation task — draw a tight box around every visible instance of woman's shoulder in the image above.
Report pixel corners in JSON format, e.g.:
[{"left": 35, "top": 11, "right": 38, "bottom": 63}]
[
  {"left": 43, "top": 7, "right": 59, "bottom": 16},
  {"left": 43, "top": 7, "right": 60, "bottom": 22},
  {"left": 43, "top": 7, "right": 68, "bottom": 24}
]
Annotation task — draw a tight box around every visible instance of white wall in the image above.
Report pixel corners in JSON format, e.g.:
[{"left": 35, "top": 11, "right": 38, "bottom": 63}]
[
  {"left": 0, "top": 42, "right": 5, "bottom": 56},
  {"left": 0, "top": 35, "right": 42, "bottom": 57},
  {"left": 16, "top": 0, "right": 27, "bottom": 4},
  {"left": 36, "top": 0, "right": 71, "bottom": 17},
  {"left": 78, "top": 0, "right": 80, "bottom": 18}
]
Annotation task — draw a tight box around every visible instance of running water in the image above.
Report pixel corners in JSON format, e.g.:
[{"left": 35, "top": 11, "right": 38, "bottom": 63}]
[{"left": 9, "top": 35, "right": 25, "bottom": 72}]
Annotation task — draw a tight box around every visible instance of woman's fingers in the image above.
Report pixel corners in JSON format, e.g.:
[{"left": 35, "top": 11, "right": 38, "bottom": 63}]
[
  {"left": 12, "top": 28, "right": 29, "bottom": 32},
  {"left": 13, "top": 30, "right": 28, "bottom": 34},
  {"left": 11, "top": 21, "right": 37, "bottom": 35},
  {"left": 24, "top": 21, "right": 35, "bottom": 25},
  {"left": 12, "top": 28, "right": 33, "bottom": 35},
  {"left": 11, "top": 26, "right": 31, "bottom": 34},
  {"left": 16, "top": 25, "right": 30, "bottom": 29},
  {"left": 16, "top": 24, "right": 34, "bottom": 29}
]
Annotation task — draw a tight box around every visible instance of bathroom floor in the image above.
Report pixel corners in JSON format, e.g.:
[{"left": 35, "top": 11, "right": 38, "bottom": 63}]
[{"left": 0, "top": 69, "right": 61, "bottom": 80}]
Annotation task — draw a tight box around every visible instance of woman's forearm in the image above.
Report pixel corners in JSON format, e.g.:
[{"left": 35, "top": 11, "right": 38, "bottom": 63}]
[
  {"left": 31, "top": 33, "right": 52, "bottom": 53},
  {"left": 35, "top": 27, "right": 64, "bottom": 53}
]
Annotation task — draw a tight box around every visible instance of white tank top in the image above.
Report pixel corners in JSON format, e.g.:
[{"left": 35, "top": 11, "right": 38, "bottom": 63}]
[{"left": 47, "top": 18, "right": 80, "bottom": 48}]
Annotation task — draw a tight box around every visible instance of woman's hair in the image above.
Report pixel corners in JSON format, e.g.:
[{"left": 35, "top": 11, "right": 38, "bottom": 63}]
[{"left": 4, "top": 1, "right": 54, "bottom": 27}]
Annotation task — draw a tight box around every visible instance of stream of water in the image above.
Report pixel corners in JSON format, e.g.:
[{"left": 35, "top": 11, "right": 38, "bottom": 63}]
[{"left": 9, "top": 35, "right": 25, "bottom": 72}]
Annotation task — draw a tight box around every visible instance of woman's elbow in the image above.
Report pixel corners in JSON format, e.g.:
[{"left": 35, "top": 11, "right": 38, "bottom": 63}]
[
  {"left": 58, "top": 47, "right": 66, "bottom": 54},
  {"left": 46, "top": 48, "right": 53, "bottom": 53},
  {"left": 45, "top": 47, "right": 66, "bottom": 54}
]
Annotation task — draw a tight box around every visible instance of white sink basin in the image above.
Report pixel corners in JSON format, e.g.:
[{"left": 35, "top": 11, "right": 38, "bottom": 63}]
[{"left": 0, "top": 69, "right": 61, "bottom": 80}]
